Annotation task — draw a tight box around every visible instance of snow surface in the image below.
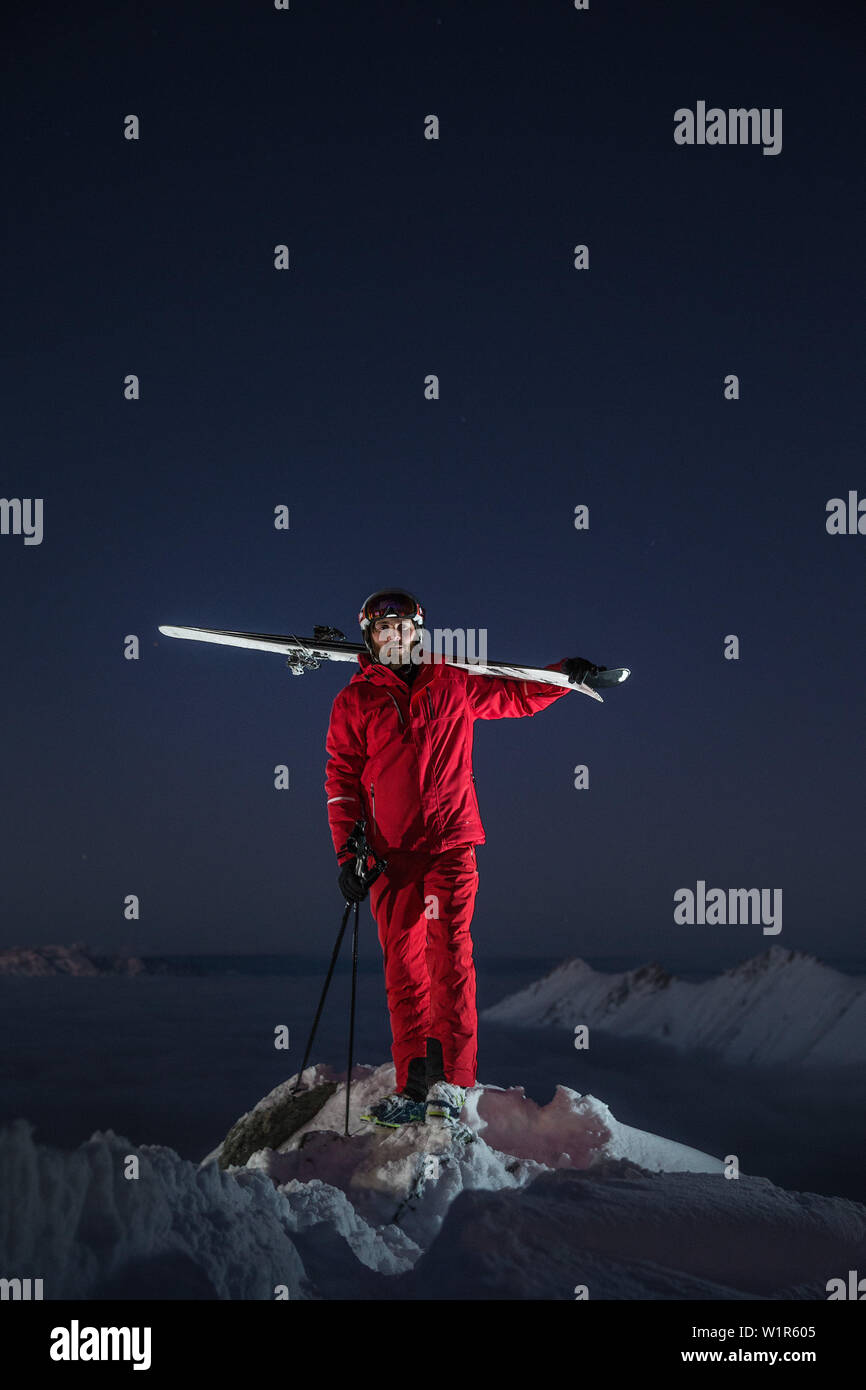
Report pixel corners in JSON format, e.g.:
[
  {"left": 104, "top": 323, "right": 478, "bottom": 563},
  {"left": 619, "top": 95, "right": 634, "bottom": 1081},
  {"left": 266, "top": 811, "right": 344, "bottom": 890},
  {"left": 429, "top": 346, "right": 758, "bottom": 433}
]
[
  {"left": 2, "top": 1059, "right": 864, "bottom": 1300},
  {"left": 482, "top": 945, "right": 866, "bottom": 1067}
]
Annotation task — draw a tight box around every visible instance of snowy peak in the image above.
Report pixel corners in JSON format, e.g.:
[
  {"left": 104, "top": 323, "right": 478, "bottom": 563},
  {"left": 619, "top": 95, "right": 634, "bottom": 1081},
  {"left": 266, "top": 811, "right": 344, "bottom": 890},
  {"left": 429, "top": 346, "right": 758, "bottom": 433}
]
[
  {"left": 481, "top": 955, "right": 673, "bottom": 1030},
  {"left": 207, "top": 1063, "right": 720, "bottom": 1173},
  {"left": 482, "top": 948, "right": 866, "bottom": 1067},
  {"left": 722, "top": 943, "right": 818, "bottom": 980},
  {"left": 201, "top": 1061, "right": 723, "bottom": 1256}
]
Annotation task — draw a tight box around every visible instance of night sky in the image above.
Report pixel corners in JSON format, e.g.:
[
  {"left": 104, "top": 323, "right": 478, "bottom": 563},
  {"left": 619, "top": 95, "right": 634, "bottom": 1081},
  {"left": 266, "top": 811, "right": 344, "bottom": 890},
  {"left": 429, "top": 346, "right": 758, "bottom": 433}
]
[{"left": 3, "top": 0, "right": 864, "bottom": 970}]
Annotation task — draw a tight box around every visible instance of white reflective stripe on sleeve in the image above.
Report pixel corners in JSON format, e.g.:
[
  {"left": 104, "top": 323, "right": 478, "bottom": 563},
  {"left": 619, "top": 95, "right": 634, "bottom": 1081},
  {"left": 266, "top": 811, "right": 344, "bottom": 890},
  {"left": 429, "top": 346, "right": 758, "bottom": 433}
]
[{"left": 327, "top": 796, "right": 359, "bottom": 803}]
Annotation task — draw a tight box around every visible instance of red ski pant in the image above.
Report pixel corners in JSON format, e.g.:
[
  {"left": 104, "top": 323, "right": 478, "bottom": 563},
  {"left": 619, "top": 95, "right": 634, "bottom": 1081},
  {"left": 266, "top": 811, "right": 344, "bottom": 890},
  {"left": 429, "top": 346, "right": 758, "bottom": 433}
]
[{"left": 367, "top": 843, "right": 479, "bottom": 1091}]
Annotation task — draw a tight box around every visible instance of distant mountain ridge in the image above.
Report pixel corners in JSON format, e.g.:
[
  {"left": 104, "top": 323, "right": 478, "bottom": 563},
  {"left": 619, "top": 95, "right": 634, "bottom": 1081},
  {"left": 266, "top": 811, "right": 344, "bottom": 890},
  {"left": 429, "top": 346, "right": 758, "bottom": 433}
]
[
  {"left": 481, "top": 945, "right": 866, "bottom": 1067},
  {"left": 0, "top": 945, "right": 367, "bottom": 977},
  {"left": 0, "top": 942, "right": 158, "bottom": 976}
]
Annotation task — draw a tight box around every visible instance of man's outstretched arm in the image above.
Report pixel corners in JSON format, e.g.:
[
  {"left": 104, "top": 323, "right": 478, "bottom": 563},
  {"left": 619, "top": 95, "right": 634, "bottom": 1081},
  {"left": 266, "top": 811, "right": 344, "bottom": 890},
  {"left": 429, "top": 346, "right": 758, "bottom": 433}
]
[{"left": 466, "top": 656, "right": 603, "bottom": 719}]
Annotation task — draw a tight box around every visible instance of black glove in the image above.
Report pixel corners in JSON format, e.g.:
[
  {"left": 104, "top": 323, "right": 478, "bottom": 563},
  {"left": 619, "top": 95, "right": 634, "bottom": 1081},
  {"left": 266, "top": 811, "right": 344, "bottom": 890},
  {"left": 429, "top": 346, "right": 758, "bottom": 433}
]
[
  {"left": 338, "top": 859, "right": 369, "bottom": 903},
  {"left": 563, "top": 656, "right": 606, "bottom": 686}
]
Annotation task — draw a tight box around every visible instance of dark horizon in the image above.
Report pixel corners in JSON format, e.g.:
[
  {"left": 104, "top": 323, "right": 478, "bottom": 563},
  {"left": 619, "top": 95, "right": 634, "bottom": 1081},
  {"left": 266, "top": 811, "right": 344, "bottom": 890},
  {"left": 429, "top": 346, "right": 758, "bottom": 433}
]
[{"left": 3, "top": 942, "right": 865, "bottom": 984}]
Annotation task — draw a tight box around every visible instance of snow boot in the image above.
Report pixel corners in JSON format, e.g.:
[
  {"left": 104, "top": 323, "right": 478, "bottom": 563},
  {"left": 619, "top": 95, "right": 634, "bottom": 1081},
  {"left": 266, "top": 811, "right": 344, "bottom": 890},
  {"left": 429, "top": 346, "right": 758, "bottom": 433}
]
[
  {"left": 425, "top": 1081, "right": 467, "bottom": 1121},
  {"left": 360, "top": 1091, "right": 427, "bottom": 1128}
]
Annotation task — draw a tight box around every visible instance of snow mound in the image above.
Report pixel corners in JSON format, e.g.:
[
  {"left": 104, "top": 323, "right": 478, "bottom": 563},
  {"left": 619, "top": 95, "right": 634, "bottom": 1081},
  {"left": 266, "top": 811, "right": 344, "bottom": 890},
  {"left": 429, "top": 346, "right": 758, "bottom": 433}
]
[
  {"left": 2, "top": 1060, "right": 864, "bottom": 1300},
  {"left": 401, "top": 1167, "right": 866, "bottom": 1301},
  {"left": 482, "top": 945, "right": 866, "bottom": 1067}
]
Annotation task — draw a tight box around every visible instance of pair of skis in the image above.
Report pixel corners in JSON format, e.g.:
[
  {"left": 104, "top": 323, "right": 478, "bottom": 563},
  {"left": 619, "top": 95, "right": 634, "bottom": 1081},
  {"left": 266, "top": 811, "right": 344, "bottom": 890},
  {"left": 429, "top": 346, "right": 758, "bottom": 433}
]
[{"left": 157, "top": 624, "right": 630, "bottom": 702}]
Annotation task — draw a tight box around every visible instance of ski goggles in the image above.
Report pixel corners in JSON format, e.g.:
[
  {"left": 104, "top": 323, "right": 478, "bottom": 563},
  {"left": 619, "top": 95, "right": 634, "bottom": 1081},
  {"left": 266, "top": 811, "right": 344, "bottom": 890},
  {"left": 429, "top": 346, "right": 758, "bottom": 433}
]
[{"left": 358, "top": 591, "right": 423, "bottom": 629}]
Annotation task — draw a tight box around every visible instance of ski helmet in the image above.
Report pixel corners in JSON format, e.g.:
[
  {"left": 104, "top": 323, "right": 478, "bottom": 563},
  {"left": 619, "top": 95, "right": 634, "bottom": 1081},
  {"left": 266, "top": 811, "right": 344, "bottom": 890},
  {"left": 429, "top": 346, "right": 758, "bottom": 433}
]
[{"left": 358, "top": 588, "right": 425, "bottom": 657}]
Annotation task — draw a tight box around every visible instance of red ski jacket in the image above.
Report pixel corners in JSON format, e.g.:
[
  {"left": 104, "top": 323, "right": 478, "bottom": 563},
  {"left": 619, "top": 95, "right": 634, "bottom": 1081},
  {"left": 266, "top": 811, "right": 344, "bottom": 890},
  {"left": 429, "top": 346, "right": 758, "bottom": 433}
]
[{"left": 325, "top": 651, "right": 573, "bottom": 864}]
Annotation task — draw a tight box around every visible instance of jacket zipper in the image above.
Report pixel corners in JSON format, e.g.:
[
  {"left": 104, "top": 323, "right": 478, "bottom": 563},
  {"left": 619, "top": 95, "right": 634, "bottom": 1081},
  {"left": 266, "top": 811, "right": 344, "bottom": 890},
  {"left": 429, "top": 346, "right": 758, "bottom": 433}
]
[
  {"left": 386, "top": 691, "right": 404, "bottom": 726},
  {"left": 369, "top": 781, "right": 376, "bottom": 833},
  {"left": 423, "top": 686, "right": 447, "bottom": 835}
]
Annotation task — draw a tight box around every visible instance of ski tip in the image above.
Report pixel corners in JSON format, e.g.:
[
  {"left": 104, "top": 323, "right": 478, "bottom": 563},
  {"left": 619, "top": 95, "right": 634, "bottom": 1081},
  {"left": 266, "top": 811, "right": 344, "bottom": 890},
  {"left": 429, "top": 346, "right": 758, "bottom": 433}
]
[{"left": 586, "top": 666, "right": 631, "bottom": 689}]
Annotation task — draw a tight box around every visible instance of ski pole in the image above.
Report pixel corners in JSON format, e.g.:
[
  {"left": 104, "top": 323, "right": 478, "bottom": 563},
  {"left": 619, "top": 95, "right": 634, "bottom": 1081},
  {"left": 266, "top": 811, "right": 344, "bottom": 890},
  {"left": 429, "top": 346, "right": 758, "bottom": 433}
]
[
  {"left": 291, "top": 821, "right": 387, "bottom": 1134},
  {"left": 342, "top": 820, "right": 386, "bottom": 1133},
  {"left": 345, "top": 898, "right": 359, "bottom": 1136},
  {"left": 291, "top": 896, "right": 354, "bottom": 1099}
]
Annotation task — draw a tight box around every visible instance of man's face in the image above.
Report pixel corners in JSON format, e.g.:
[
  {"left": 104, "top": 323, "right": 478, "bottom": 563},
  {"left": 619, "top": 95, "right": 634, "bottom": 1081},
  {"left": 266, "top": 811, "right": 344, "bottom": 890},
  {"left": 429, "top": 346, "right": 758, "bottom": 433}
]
[{"left": 370, "top": 616, "right": 417, "bottom": 663}]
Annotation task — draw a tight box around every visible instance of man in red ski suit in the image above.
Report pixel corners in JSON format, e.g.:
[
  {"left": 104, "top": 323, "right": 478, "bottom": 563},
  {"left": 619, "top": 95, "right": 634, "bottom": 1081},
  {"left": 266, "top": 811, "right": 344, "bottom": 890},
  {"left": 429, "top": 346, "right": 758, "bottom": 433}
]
[{"left": 324, "top": 589, "right": 601, "bottom": 1121}]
